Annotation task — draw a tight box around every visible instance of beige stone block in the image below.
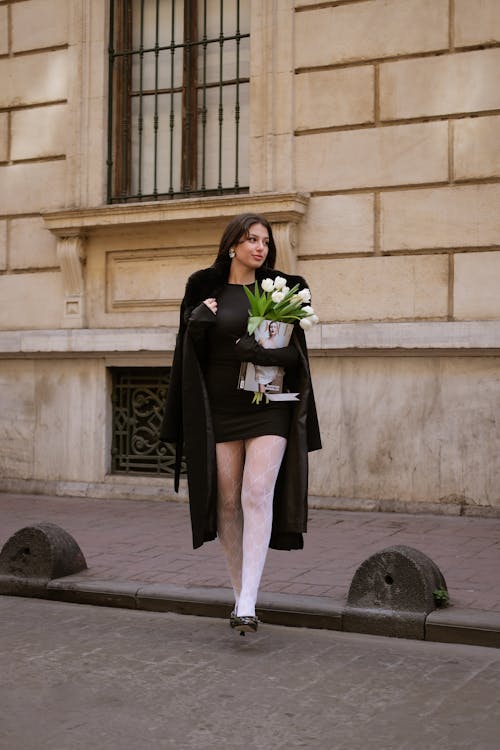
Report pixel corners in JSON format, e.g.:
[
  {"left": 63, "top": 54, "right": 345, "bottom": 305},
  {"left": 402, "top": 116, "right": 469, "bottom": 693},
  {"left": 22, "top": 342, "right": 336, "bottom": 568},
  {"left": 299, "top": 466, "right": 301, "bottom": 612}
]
[
  {"left": 0, "top": 6, "right": 8, "bottom": 55},
  {"left": 0, "top": 161, "right": 68, "bottom": 214},
  {"left": 295, "top": 67, "right": 374, "bottom": 131},
  {"left": 33, "top": 359, "right": 106, "bottom": 482},
  {"left": 295, "top": 0, "right": 448, "bottom": 68},
  {"left": 272, "top": 132, "right": 295, "bottom": 193},
  {"left": 308, "top": 355, "right": 500, "bottom": 506},
  {"left": 298, "top": 195, "right": 374, "bottom": 255},
  {"left": 296, "top": 121, "right": 447, "bottom": 191},
  {"left": 455, "top": 0, "right": 500, "bottom": 46},
  {"left": 454, "top": 115, "right": 500, "bottom": 180},
  {"left": 380, "top": 49, "right": 500, "bottom": 121},
  {"left": 11, "top": 105, "right": 67, "bottom": 161},
  {"left": 299, "top": 255, "right": 448, "bottom": 322},
  {"left": 0, "top": 361, "right": 36, "bottom": 479},
  {"left": 0, "top": 113, "right": 8, "bottom": 162},
  {"left": 273, "top": 70, "right": 295, "bottom": 137},
  {"left": 454, "top": 251, "right": 500, "bottom": 320},
  {"left": 381, "top": 184, "right": 500, "bottom": 251},
  {"left": 12, "top": 0, "right": 69, "bottom": 52},
  {"left": 250, "top": 70, "right": 292, "bottom": 140},
  {"left": 85, "top": 234, "right": 216, "bottom": 329},
  {"left": 0, "top": 49, "right": 68, "bottom": 108},
  {"left": 106, "top": 250, "right": 208, "bottom": 313},
  {"left": 249, "top": 136, "right": 266, "bottom": 192},
  {"left": 74, "top": 94, "right": 107, "bottom": 206},
  {"left": 249, "top": 74, "right": 267, "bottom": 140},
  {"left": 0, "top": 220, "right": 7, "bottom": 270},
  {"left": 10, "top": 217, "right": 58, "bottom": 269},
  {"left": 0, "top": 272, "right": 64, "bottom": 329},
  {"left": 87, "top": 0, "right": 108, "bottom": 46}
]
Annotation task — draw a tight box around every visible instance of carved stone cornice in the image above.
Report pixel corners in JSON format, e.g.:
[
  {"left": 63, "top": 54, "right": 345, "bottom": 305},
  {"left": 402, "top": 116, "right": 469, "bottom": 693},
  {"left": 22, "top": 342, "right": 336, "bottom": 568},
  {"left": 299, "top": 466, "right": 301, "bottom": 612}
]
[{"left": 41, "top": 192, "right": 310, "bottom": 234}]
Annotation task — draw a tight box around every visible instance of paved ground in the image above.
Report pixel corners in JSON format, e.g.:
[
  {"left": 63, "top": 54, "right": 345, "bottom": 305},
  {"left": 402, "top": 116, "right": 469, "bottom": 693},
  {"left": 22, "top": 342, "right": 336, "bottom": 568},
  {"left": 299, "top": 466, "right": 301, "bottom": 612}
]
[
  {"left": 1, "top": 492, "right": 499, "bottom": 612},
  {"left": 1, "top": 596, "right": 499, "bottom": 750}
]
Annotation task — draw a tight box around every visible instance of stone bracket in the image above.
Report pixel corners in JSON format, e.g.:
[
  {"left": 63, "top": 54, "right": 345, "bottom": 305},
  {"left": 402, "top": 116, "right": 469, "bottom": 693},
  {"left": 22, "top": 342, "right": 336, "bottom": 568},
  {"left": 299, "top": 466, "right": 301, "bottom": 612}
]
[{"left": 56, "top": 234, "right": 86, "bottom": 328}]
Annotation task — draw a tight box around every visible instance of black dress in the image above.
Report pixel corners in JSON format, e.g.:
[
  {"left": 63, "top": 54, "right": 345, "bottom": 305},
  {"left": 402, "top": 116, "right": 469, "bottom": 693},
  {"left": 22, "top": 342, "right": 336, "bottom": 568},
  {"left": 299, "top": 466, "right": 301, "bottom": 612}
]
[{"left": 205, "top": 283, "right": 292, "bottom": 443}]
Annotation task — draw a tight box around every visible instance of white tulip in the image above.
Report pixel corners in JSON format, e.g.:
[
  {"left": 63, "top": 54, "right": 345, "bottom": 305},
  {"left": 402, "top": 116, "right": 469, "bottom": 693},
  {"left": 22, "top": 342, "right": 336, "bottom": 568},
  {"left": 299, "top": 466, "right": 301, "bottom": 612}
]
[
  {"left": 274, "top": 276, "right": 287, "bottom": 290},
  {"left": 299, "top": 317, "right": 313, "bottom": 330},
  {"left": 310, "top": 314, "right": 319, "bottom": 324},
  {"left": 298, "top": 288, "right": 311, "bottom": 303},
  {"left": 271, "top": 290, "right": 285, "bottom": 303},
  {"left": 282, "top": 286, "right": 290, "bottom": 295},
  {"left": 302, "top": 305, "right": 314, "bottom": 314},
  {"left": 261, "top": 278, "right": 275, "bottom": 292}
]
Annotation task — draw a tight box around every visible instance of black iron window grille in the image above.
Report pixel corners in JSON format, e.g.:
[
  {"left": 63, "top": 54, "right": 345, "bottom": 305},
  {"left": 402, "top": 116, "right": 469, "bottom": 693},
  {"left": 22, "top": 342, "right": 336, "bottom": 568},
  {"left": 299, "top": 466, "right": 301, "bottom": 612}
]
[
  {"left": 110, "top": 367, "right": 184, "bottom": 476},
  {"left": 107, "top": 0, "right": 250, "bottom": 203}
]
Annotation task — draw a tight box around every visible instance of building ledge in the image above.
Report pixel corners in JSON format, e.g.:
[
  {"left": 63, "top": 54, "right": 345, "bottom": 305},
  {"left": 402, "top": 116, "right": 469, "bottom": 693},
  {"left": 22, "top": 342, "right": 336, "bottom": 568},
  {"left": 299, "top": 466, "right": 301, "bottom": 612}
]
[
  {"left": 1, "top": 320, "right": 500, "bottom": 357},
  {"left": 41, "top": 192, "right": 310, "bottom": 235},
  {"left": 0, "top": 328, "right": 175, "bottom": 356},
  {"left": 306, "top": 320, "right": 500, "bottom": 355}
]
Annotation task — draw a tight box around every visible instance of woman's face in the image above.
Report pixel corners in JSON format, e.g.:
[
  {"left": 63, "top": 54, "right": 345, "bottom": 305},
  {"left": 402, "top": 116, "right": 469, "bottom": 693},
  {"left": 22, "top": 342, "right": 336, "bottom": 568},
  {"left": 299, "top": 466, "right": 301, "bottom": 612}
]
[
  {"left": 269, "top": 322, "right": 278, "bottom": 336},
  {"left": 232, "top": 223, "right": 269, "bottom": 271}
]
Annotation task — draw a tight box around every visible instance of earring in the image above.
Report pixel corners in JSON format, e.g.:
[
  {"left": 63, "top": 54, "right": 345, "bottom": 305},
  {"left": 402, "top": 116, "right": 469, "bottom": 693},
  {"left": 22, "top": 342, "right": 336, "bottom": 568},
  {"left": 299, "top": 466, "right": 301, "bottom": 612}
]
[{"left": 229, "top": 248, "right": 235, "bottom": 259}]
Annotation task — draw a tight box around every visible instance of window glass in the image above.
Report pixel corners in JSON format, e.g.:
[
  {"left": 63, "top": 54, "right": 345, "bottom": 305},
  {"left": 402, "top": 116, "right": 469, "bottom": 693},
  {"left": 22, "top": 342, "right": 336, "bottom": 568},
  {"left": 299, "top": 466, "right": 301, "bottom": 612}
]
[{"left": 108, "top": 0, "right": 250, "bottom": 202}]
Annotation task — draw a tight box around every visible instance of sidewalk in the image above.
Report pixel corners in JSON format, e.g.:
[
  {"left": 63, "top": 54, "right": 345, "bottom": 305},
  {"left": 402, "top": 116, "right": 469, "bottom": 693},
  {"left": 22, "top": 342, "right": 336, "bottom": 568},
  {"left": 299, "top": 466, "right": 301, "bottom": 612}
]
[{"left": 1, "top": 492, "right": 499, "bottom": 644}]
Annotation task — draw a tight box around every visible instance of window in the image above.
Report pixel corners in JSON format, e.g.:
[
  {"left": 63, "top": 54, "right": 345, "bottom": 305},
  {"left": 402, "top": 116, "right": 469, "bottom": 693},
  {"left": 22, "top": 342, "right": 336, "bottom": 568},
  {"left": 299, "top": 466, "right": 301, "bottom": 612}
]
[
  {"left": 110, "top": 367, "right": 184, "bottom": 476},
  {"left": 107, "top": 0, "right": 250, "bottom": 202}
]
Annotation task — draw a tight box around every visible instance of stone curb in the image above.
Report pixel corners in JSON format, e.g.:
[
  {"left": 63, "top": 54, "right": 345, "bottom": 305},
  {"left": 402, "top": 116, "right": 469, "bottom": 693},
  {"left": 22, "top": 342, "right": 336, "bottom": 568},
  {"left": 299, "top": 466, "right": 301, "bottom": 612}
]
[{"left": 17, "top": 576, "right": 497, "bottom": 649}]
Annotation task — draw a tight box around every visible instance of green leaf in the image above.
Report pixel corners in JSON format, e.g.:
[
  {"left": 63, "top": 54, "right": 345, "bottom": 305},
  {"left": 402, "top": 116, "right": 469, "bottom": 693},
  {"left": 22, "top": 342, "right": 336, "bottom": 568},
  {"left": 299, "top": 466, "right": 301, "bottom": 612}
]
[
  {"left": 243, "top": 282, "right": 259, "bottom": 317},
  {"left": 247, "top": 315, "right": 264, "bottom": 335},
  {"left": 258, "top": 286, "right": 268, "bottom": 317},
  {"left": 274, "top": 302, "right": 301, "bottom": 318}
]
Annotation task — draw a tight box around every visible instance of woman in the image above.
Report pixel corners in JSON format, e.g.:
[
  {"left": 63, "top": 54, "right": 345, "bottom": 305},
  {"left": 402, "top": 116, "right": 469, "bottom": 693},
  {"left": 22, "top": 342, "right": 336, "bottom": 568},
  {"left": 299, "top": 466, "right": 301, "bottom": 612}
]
[{"left": 160, "top": 213, "right": 321, "bottom": 634}]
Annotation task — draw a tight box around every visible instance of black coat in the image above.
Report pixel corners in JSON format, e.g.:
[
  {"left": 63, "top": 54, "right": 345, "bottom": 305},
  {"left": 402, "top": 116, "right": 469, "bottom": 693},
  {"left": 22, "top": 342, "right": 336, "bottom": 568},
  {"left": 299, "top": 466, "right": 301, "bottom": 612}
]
[{"left": 160, "top": 264, "right": 322, "bottom": 550}]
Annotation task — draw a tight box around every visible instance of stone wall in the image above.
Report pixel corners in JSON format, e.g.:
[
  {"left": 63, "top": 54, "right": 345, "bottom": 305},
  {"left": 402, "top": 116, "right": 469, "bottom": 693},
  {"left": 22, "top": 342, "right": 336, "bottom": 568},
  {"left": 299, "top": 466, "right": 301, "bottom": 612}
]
[
  {"left": 0, "top": 0, "right": 71, "bottom": 329},
  {"left": 0, "top": 0, "right": 499, "bottom": 513},
  {"left": 293, "top": 0, "right": 500, "bottom": 324}
]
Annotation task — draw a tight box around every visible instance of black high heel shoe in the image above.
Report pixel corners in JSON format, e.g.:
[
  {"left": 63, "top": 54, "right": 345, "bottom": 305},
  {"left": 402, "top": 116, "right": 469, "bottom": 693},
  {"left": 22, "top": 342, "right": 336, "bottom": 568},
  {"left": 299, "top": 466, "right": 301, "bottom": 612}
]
[{"left": 230, "top": 615, "right": 259, "bottom": 636}]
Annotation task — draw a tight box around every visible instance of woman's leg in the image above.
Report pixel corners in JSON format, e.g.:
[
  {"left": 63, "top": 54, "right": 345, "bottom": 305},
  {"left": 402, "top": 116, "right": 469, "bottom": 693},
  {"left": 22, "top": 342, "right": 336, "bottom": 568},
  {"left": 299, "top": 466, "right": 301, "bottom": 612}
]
[
  {"left": 237, "top": 435, "right": 287, "bottom": 618},
  {"left": 216, "top": 440, "right": 245, "bottom": 610}
]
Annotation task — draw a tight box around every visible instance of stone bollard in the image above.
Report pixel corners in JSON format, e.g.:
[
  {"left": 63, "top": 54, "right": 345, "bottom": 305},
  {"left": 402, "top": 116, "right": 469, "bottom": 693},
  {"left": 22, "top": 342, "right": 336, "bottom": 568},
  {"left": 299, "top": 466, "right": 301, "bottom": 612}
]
[
  {"left": 0, "top": 522, "right": 87, "bottom": 597},
  {"left": 343, "top": 545, "right": 448, "bottom": 640}
]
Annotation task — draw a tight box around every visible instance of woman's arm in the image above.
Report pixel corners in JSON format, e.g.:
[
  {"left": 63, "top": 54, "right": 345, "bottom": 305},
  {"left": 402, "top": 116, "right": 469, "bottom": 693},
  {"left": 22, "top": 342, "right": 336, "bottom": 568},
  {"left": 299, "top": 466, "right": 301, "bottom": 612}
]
[{"left": 234, "top": 333, "right": 299, "bottom": 367}]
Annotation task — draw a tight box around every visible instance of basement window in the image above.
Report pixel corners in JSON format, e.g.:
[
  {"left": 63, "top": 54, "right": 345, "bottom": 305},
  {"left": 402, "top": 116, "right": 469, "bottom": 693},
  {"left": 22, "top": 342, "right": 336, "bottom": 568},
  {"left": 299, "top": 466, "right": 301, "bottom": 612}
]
[{"left": 110, "top": 366, "right": 183, "bottom": 476}]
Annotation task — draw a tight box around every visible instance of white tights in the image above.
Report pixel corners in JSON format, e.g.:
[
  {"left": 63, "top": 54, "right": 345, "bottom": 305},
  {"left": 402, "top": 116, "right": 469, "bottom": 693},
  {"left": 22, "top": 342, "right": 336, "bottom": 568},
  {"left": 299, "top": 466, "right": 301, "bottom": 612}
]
[{"left": 216, "top": 435, "right": 287, "bottom": 618}]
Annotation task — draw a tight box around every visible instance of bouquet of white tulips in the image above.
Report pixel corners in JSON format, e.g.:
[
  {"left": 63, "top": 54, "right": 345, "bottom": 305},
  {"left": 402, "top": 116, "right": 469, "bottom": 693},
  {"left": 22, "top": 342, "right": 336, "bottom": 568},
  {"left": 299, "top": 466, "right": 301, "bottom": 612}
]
[
  {"left": 238, "top": 277, "right": 319, "bottom": 404},
  {"left": 243, "top": 276, "right": 319, "bottom": 335}
]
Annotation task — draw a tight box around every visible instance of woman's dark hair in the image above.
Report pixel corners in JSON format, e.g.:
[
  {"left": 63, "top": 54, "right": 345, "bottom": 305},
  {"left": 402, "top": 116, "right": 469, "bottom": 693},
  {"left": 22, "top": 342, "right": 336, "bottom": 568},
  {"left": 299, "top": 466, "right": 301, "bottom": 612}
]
[{"left": 213, "top": 213, "right": 276, "bottom": 275}]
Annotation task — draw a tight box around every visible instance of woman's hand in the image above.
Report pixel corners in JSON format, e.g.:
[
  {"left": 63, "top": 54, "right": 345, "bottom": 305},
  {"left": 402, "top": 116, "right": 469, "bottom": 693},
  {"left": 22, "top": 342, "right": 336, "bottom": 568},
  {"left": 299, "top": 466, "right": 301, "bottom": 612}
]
[
  {"left": 235, "top": 333, "right": 298, "bottom": 367},
  {"left": 203, "top": 298, "right": 217, "bottom": 314}
]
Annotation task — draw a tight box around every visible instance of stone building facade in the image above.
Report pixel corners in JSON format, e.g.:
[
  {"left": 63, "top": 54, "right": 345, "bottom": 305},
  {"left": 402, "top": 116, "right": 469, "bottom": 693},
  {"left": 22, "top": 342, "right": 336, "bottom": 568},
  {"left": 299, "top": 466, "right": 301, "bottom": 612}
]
[{"left": 1, "top": 0, "right": 499, "bottom": 514}]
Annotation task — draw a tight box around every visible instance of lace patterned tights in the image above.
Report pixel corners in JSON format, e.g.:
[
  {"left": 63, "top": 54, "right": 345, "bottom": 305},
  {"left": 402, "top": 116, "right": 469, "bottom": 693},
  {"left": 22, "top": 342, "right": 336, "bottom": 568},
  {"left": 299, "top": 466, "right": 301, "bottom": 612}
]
[{"left": 216, "top": 435, "right": 287, "bottom": 618}]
